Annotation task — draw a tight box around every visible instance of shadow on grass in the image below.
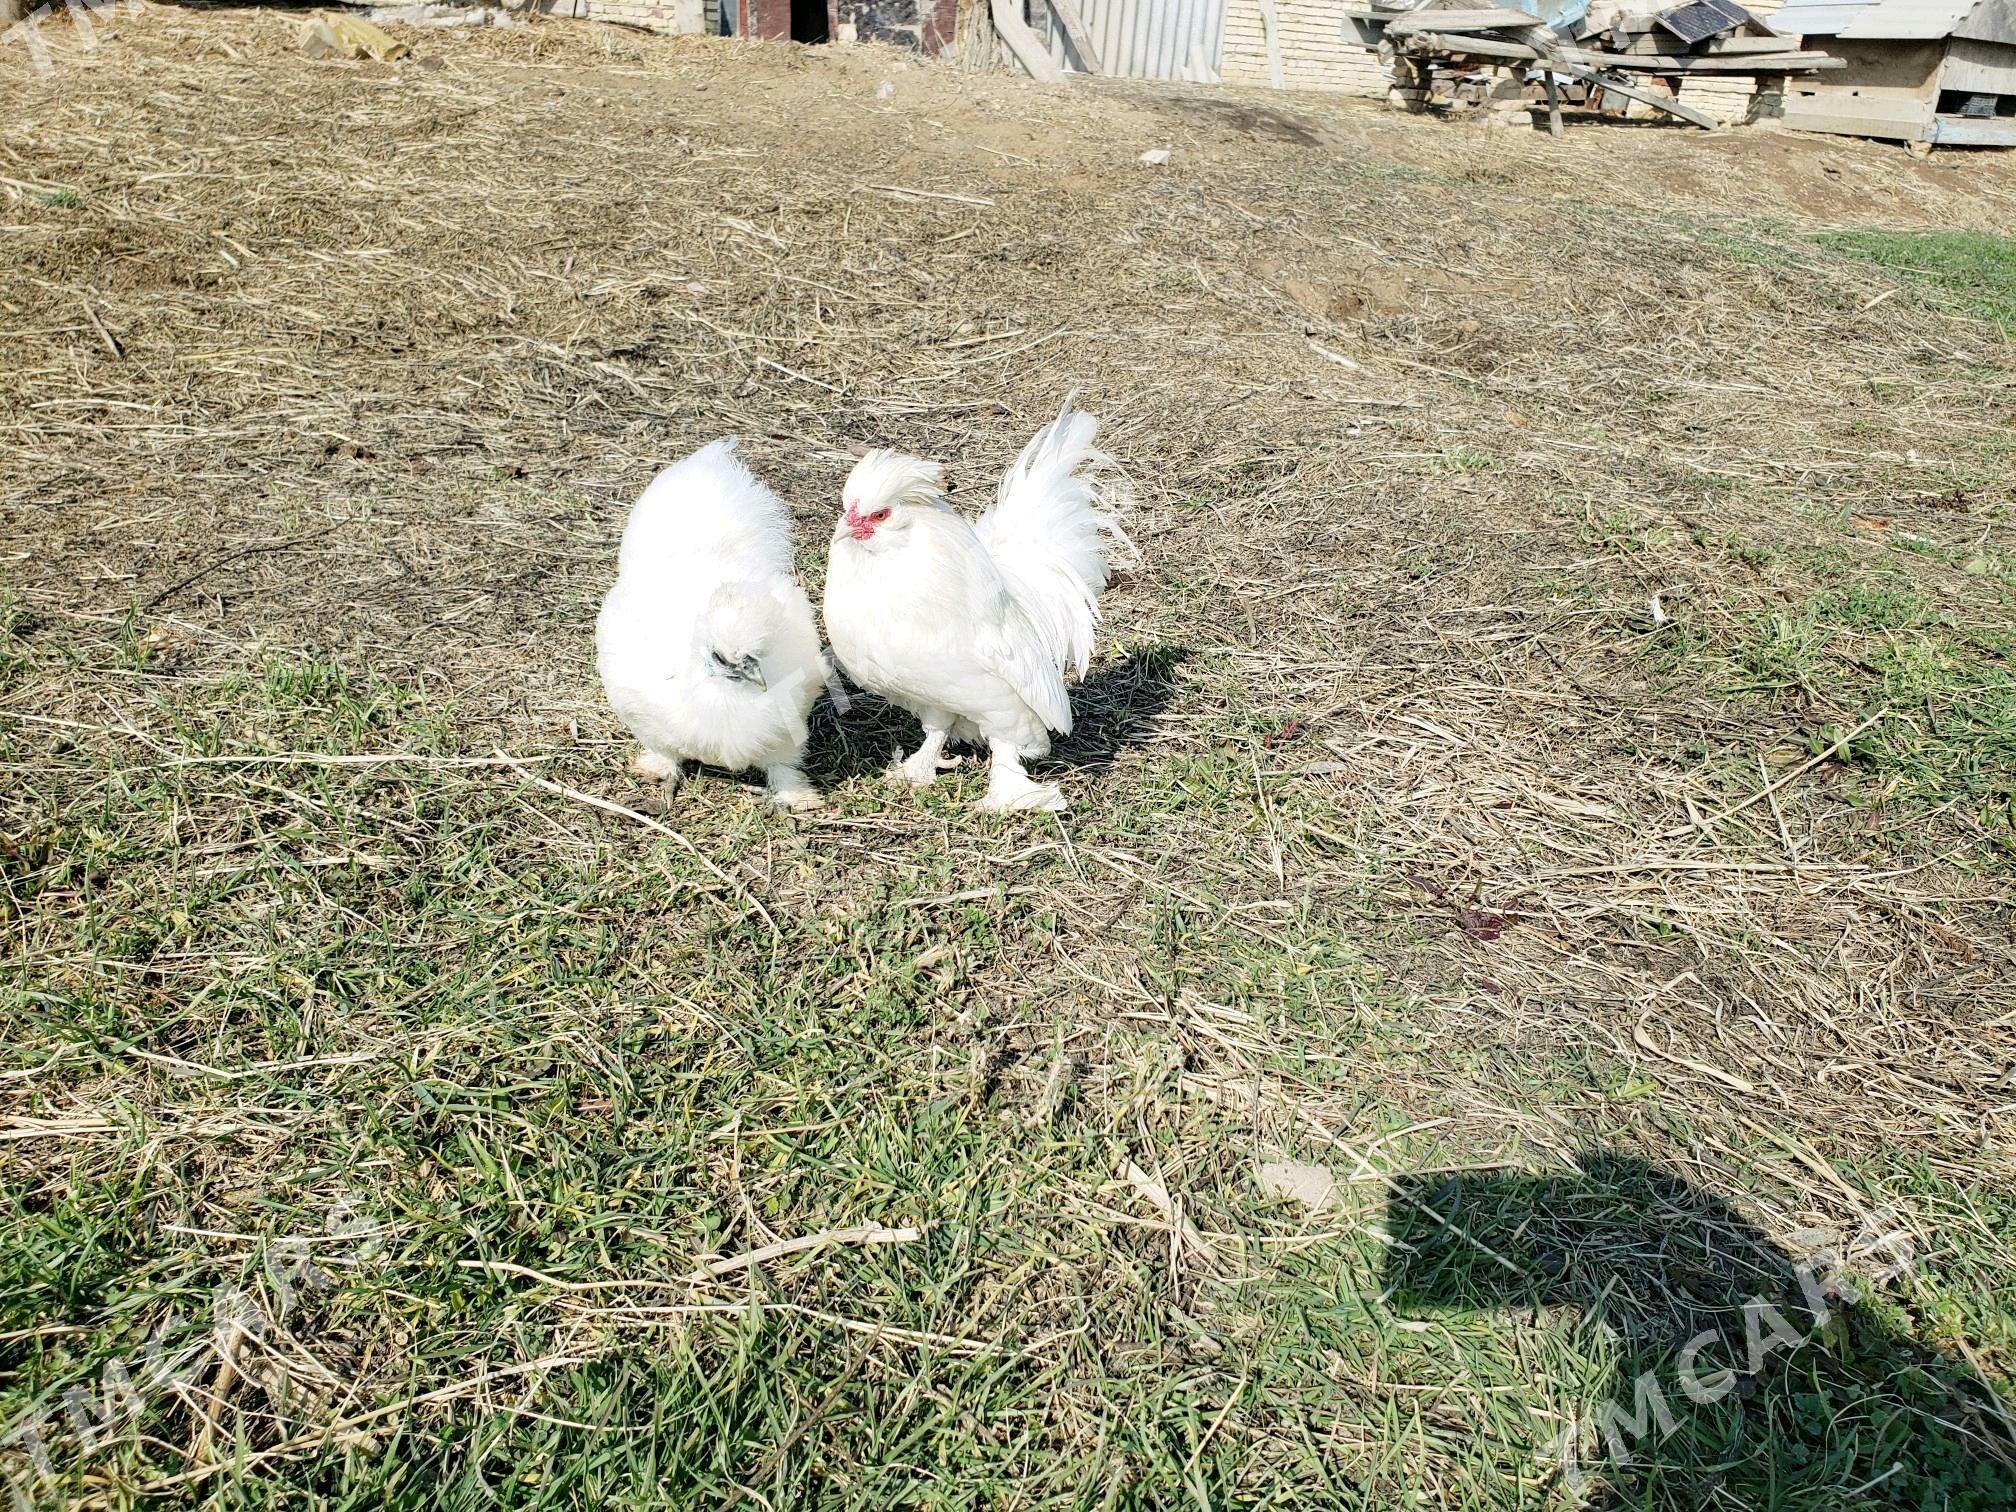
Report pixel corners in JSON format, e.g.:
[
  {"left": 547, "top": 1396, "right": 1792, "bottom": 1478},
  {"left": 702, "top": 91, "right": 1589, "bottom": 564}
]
[
  {"left": 1049, "top": 644, "right": 1188, "bottom": 774},
  {"left": 1383, "top": 1151, "right": 2016, "bottom": 1509},
  {"left": 804, "top": 645, "right": 1187, "bottom": 788}
]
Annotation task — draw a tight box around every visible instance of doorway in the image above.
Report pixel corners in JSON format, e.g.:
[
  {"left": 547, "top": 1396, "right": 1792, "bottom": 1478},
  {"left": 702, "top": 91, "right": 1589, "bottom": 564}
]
[{"left": 790, "top": 0, "right": 829, "bottom": 41}]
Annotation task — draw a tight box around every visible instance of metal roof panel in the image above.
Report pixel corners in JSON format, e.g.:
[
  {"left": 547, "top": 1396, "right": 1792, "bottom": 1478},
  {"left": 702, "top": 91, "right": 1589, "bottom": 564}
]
[
  {"left": 1841, "top": 0, "right": 1979, "bottom": 35},
  {"left": 1771, "top": 0, "right": 1980, "bottom": 33},
  {"left": 1769, "top": 0, "right": 1879, "bottom": 31}
]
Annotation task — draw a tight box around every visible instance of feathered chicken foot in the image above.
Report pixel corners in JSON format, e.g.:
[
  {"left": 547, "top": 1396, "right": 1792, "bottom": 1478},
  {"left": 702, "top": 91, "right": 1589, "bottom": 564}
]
[
  {"left": 978, "top": 741, "right": 1065, "bottom": 813},
  {"left": 897, "top": 727, "right": 958, "bottom": 787},
  {"left": 630, "top": 747, "right": 685, "bottom": 791},
  {"left": 765, "top": 764, "right": 822, "bottom": 811}
]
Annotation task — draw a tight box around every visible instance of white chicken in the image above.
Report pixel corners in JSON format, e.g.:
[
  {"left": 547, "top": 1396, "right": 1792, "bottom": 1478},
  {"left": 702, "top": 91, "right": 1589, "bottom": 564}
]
[
  {"left": 823, "top": 400, "right": 1135, "bottom": 813},
  {"left": 596, "top": 439, "right": 827, "bottom": 809}
]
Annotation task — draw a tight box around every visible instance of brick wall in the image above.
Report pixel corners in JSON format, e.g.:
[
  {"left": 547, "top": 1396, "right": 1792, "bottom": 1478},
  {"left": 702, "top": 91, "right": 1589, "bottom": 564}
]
[
  {"left": 1675, "top": 75, "right": 1762, "bottom": 122},
  {"left": 1222, "top": 0, "right": 1392, "bottom": 96}
]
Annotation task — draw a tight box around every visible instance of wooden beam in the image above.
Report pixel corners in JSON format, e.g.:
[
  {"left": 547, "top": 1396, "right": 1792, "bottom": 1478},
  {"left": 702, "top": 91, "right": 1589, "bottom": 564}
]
[
  {"left": 1703, "top": 34, "right": 1807, "bottom": 52},
  {"left": 1384, "top": 7, "right": 1542, "bottom": 35},
  {"left": 1566, "top": 63, "right": 1723, "bottom": 125},
  {"left": 1403, "top": 30, "right": 1842, "bottom": 71},
  {"left": 1615, "top": 30, "right": 1803, "bottom": 52},
  {"left": 1404, "top": 33, "right": 1726, "bottom": 127},
  {"left": 1617, "top": 51, "right": 1843, "bottom": 70},
  {"left": 1779, "top": 108, "right": 1924, "bottom": 140},
  {"left": 1404, "top": 31, "right": 1572, "bottom": 60},
  {"left": 1932, "top": 113, "right": 2016, "bottom": 145},
  {"left": 1045, "top": 0, "right": 1103, "bottom": 74}
]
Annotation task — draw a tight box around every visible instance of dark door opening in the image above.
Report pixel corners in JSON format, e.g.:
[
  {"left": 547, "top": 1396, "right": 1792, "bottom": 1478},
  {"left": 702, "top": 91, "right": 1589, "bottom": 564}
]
[{"left": 790, "top": 0, "right": 829, "bottom": 41}]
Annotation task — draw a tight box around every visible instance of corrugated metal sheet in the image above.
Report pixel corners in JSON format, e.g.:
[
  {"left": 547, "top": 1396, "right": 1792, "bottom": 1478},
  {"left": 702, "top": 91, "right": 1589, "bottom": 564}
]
[
  {"left": 1045, "top": 0, "right": 1227, "bottom": 81},
  {"left": 1772, "top": 0, "right": 1981, "bottom": 35}
]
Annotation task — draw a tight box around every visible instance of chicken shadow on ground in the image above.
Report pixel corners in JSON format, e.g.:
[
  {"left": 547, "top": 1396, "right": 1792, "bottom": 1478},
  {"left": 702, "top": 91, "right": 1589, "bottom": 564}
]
[
  {"left": 1383, "top": 1151, "right": 2016, "bottom": 1509},
  {"left": 1149, "top": 93, "right": 1329, "bottom": 148},
  {"left": 1047, "top": 644, "right": 1189, "bottom": 773},
  {"left": 804, "top": 645, "right": 1188, "bottom": 789}
]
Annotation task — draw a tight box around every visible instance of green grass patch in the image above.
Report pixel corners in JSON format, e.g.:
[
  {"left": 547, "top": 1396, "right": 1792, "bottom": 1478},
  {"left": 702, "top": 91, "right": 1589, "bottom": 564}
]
[
  {"left": 13, "top": 646, "right": 2001, "bottom": 1508},
  {"left": 1647, "top": 574, "right": 2016, "bottom": 823},
  {"left": 1817, "top": 229, "right": 2016, "bottom": 329}
]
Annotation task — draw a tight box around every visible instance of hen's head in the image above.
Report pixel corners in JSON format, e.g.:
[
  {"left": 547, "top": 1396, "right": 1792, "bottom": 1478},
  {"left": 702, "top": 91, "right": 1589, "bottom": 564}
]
[
  {"left": 838, "top": 450, "right": 943, "bottom": 548},
  {"left": 696, "top": 582, "right": 781, "bottom": 691}
]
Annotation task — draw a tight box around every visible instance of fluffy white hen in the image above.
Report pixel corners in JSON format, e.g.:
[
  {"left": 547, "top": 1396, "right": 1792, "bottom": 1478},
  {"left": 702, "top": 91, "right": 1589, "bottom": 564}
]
[
  {"left": 823, "top": 400, "right": 1135, "bottom": 812},
  {"left": 596, "top": 439, "right": 827, "bottom": 809}
]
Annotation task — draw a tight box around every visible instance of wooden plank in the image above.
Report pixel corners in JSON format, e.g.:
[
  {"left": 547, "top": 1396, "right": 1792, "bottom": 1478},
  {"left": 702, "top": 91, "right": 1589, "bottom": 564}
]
[
  {"left": 1932, "top": 112, "right": 2016, "bottom": 143},
  {"left": 1405, "top": 30, "right": 1838, "bottom": 68},
  {"left": 1384, "top": 6, "right": 1542, "bottom": 35},
  {"left": 1780, "top": 107, "right": 1927, "bottom": 139},
  {"left": 1619, "top": 29, "right": 1801, "bottom": 51},
  {"left": 1566, "top": 61, "right": 1724, "bottom": 122},
  {"left": 1619, "top": 31, "right": 1700, "bottom": 51},
  {"left": 1545, "top": 68, "right": 1565, "bottom": 133},
  {"left": 1403, "top": 33, "right": 1725, "bottom": 123},
  {"left": 1406, "top": 30, "right": 1577, "bottom": 59},
  {"left": 1610, "top": 51, "right": 1844, "bottom": 68},
  {"left": 1940, "top": 36, "right": 2016, "bottom": 94},
  {"left": 1045, "top": 0, "right": 1104, "bottom": 75},
  {"left": 1703, "top": 33, "right": 1805, "bottom": 50}
]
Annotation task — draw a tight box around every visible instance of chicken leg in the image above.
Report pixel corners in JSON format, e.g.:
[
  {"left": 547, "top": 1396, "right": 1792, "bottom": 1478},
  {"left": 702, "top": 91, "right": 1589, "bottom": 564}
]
[
  {"left": 897, "top": 726, "right": 957, "bottom": 787},
  {"left": 765, "top": 763, "right": 821, "bottom": 811},
  {"left": 630, "top": 747, "right": 686, "bottom": 793},
  {"left": 978, "top": 740, "right": 1065, "bottom": 813}
]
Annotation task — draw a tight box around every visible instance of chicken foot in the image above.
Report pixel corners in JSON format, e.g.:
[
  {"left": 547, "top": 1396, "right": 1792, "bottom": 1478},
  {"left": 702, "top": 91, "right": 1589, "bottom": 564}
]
[
  {"left": 978, "top": 740, "right": 1065, "bottom": 813},
  {"left": 765, "top": 763, "right": 822, "bottom": 811},
  {"left": 630, "top": 747, "right": 686, "bottom": 793},
  {"left": 897, "top": 727, "right": 960, "bottom": 787}
]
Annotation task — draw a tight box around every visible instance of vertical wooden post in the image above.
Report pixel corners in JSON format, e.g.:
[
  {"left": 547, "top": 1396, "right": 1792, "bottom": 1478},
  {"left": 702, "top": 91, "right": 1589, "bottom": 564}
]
[
  {"left": 1257, "top": 0, "right": 1285, "bottom": 88},
  {"left": 1544, "top": 69, "right": 1563, "bottom": 136}
]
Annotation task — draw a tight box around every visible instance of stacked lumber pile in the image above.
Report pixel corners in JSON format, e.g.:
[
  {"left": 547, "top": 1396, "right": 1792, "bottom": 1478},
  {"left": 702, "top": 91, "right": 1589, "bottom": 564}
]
[{"left": 1365, "top": 0, "right": 1844, "bottom": 132}]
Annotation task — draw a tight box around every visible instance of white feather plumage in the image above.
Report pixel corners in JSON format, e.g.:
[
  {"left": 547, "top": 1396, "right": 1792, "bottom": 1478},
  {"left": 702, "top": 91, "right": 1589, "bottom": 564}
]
[
  {"left": 823, "top": 400, "right": 1135, "bottom": 812},
  {"left": 977, "top": 401, "right": 1133, "bottom": 682},
  {"left": 596, "top": 438, "right": 828, "bottom": 807}
]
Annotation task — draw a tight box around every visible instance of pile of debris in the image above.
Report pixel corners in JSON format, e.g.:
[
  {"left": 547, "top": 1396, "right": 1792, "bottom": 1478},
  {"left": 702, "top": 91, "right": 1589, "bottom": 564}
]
[{"left": 1360, "top": 0, "right": 1845, "bottom": 131}]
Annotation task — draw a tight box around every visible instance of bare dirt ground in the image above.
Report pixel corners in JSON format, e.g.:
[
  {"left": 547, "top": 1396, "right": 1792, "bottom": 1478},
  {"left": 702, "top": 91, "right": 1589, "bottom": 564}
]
[{"left": 3, "top": 7, "right": 2015, "bottom": 1508}]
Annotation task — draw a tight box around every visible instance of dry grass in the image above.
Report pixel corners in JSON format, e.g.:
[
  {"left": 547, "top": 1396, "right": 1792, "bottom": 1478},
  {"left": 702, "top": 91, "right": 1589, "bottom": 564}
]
[{"left": 3, "top": 6, "right": 2016, "bottom": 1507}]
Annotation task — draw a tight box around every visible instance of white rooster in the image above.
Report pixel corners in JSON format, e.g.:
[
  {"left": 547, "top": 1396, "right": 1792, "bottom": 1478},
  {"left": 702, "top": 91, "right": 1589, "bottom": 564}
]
[
  {"left": 596, "top": 439, "right": 827, "bottom": 809},
  {"left": 823, "top": 400, "right": 1135, "bottom": 813}
]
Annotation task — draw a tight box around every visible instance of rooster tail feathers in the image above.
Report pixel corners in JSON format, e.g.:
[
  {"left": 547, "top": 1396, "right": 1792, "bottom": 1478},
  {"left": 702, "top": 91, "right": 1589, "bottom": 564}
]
[{"left": 977, "top": 398, "right": 1137, "bottom": 678}]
